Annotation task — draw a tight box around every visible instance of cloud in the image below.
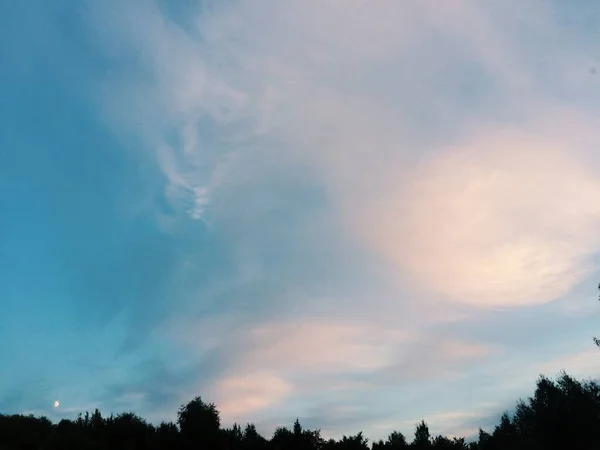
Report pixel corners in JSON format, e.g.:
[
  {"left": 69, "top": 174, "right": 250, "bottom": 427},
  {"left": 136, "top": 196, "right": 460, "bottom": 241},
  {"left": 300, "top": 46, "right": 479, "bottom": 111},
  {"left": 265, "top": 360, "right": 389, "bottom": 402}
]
[
  {"left": 360, "top": 126, "right": 600, "bottom": 307},
  {"left": 189, "top": 320, "right": 501, "bottom": 429},
  {"left": 212, "top": 372, "right": 292, "bottom": 421},
  {"left": 538, "top": 348, "right": 600, "bottom": 380},
  {"left": 176, "top": 320, "right": 411, "bottom": 421},
  {"left": 242, "top": 321, "right": 409, "bottom": 374},
  {"left": 91, "top": 0, "right": 600, "bottom": 311},
  {"left": 84, "top": 0, "right": 600, "bottom": 440},
  {"left": 158, "top": 310, "right": 503, "bottom": 430},
  {"left": 413, "top": 410, "right": 482, "bottom": 439},
  {"left": 368, "top": 336, "right": 502, "bottom": 389}
]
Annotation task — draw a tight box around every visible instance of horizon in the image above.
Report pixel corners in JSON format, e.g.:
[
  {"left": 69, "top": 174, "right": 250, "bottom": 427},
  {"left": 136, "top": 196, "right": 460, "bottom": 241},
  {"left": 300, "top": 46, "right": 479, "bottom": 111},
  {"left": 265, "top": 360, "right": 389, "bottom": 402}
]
[
  {"left": 2, "top": 371, "right": 598, "bottom": 445},
  {"left": 1, "top": 0, "right": 600, "bottom": 443}
]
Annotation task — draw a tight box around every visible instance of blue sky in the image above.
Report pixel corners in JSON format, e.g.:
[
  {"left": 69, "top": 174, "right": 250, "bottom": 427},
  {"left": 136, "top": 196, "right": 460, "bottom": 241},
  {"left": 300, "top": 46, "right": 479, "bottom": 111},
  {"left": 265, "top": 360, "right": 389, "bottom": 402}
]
[{"left": 1, "top": 0, "right": 600, "bottom": 442}]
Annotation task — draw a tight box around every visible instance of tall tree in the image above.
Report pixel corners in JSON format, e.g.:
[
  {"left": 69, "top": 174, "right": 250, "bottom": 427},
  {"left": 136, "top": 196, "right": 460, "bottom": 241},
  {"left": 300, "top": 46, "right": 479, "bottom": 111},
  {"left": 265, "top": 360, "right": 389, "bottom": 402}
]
[
  {"left": 388, "top": 431, "right": 408, "bottom": 449},
  {"left": 412, "top": 421, "right": 431, "bottom": 449},
  {"left": 157, "top": 421, "right": 180, "bottom": 450},
  {"left": 177, "top": 396, "right": 221, "bottom": 449},
  {"left": 336, "top": 432, "right": 369, "bottom": 449},
  {"left": 271, "top": 425, "right": 294, "bottom": 450}
]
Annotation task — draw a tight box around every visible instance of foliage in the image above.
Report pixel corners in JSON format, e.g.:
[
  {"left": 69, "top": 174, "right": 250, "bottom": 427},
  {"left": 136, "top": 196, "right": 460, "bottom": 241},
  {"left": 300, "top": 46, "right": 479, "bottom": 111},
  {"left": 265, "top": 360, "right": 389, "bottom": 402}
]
[{"left": 177, "top": 396, "right": 221, "bottom": 449}]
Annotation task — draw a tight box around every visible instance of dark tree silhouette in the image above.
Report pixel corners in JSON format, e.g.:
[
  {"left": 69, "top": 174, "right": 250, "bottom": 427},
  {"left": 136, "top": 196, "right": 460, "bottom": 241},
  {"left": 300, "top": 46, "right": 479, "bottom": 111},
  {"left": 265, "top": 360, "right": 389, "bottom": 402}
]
[
  {"left": 221, "top": 422, "right": 243, "bottom": 450},
  {"left": 156, "top": 421, "right": 180, "bottom": 449},
  {"left": 177, "top": 396, "right": 221, "bottom": 449},
  {"left": 323, "top": 431, "right": 369, "bottom": 449},
  {"left": 243, "top": 423, "right": 268, "bottom": 450},
  {"left": 270, "top": 424, "right": 294, "bottom": 450},
  {"left": 1, "top": 372, "right": 600, "bottom": 450},
  {"left": 412, "top": 420, "right": 431, "bottom": 449},
  {"left": 431, "top": 435, "right": 468, "bottom": 449},
  {"left": 270, "top": 419, "right": 323, "bottom": 450},
  {"left": 373, "top": 430, "right": 409, "bottom": 450}
]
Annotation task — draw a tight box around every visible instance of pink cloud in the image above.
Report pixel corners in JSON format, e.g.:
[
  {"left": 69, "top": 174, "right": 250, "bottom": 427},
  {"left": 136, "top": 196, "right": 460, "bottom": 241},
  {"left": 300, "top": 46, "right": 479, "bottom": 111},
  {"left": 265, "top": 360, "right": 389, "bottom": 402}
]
[
  {"left": 212, "top": 372, "right": 292, "bottom": 421},
  {"left": 537, "top": 348, "right": 600, "bottom": 379},
  {"left": 242, "top": 320, "right": 411, "bottom": 374},
  {"left": 353, "top": 125, "right": 600, "bottom": 307},
  {"left": 436, "top": 340, "right": 496, "bottom": 361}
]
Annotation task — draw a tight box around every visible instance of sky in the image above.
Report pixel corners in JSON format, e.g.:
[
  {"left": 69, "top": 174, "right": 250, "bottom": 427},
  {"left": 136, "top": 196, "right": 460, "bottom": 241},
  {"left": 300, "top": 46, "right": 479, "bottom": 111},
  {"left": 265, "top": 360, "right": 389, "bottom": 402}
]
[{"left": 1, "top": 0, "right": 600, "bottom": 442}]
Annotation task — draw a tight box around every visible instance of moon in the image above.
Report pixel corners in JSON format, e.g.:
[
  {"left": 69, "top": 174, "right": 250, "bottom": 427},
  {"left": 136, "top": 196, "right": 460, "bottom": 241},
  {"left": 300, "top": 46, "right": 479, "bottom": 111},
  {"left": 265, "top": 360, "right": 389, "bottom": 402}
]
[{"left": 53, "top": 400, "right": 60, "bottom": 408}]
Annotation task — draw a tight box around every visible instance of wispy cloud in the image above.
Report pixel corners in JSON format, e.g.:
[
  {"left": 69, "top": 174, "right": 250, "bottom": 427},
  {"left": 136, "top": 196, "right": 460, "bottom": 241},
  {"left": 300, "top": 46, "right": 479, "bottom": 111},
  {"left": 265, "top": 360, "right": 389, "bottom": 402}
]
[
  {"left": 90, "top": 0, "right": 600, "bottom": 307},
  {"left": 213, "top": 372, "right": 292, "bottom": 422},
  {"left": 83, "top": 0, "right": 600, "bottom": 440}
]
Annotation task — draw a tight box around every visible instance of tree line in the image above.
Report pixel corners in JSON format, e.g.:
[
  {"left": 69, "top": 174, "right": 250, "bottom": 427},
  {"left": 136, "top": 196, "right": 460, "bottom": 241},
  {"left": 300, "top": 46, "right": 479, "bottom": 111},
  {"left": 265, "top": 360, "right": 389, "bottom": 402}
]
[
  {"left": 2, "top": 285, "right": 598, "bottom": 449},
  {"left": 1, "top": 371, "right": 600, "bottom": 450}
]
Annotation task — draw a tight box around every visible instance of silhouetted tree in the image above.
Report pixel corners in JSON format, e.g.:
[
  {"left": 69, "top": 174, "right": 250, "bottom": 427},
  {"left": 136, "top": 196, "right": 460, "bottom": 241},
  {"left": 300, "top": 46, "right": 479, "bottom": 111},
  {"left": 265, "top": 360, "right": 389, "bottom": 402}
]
[
  {"left": 221, "top": 422, "right": 243, "bottom": 450},
  {"left": 271, "top": 425, "right": 294, "bottom": 450},
  {"left": 412, "top": 421, "right": 431, "bottom": 449},
  {"left": 269, "top": 420, "right": 322, "bottom": 450},
  {"left": 157, "top": 421, "right": 180, "bottom": 450},
  {"left": 490, "top": 412, "right": 517, "bottom": 449},
  {"left": 243, "top": 423, "right": 268, "bottom": 450},
  {"left": 1, "top": 371, "right": 600, "bottom": 450},
  {"left": 106, "top": 412, "right": 154, "bottom": 450},
  {"left": 328, "top": 432, "right": 369, "bottom": 450},
  {"left": 474, "top": 429, "right": 491, "bottom": 450},
  {"left": 373, "top": 430, "right": 408, "bottom": 450},
  {"left": 177, "top": 396, "right": 221, "bottom": 449},
  {"left": 388, "top": 431, "right": 409, "bottom": 449},
  {"left": 0, "top": 414, "right": 53, "bottom": 450},
  {"left": 431, "top": 435, "right": 467, "bottom": 450}
]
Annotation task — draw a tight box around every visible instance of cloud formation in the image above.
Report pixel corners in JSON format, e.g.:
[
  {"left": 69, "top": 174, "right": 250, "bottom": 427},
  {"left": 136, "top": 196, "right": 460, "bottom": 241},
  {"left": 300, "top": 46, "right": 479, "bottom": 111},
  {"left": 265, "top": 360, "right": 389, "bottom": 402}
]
[
  {"left": 91, "top": 0, "right": 600, "bottom": 307},
  {"left": 365, "top": 126, "right": 600, "bottom": 306},
  {"left": 80, "top": 0, "right": 600, "bottom": 440}
]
